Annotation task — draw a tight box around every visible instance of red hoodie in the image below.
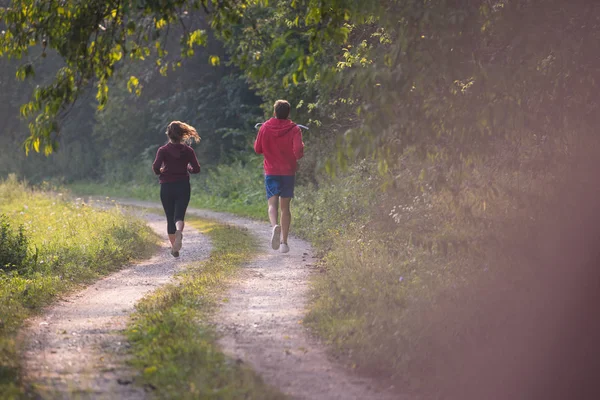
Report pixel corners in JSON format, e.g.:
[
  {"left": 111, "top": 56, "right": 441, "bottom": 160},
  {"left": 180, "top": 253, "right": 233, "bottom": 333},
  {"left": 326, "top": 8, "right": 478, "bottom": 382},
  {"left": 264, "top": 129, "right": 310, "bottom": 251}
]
[
  {"left": 254, "top": 118, "right": 304, "bottom": 175},
  {"left": 152, "top": 142, "right": 201, "bottom": 184}
]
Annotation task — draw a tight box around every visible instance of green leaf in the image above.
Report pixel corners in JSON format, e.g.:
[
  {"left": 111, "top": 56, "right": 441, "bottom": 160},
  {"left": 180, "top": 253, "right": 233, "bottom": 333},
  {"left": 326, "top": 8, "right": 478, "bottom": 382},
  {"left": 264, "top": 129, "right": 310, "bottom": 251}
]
[
  {"left": 127, "top": 76, "right": 140, "bottom": 94},
  {"left": 32, "top": 138, "right": 40, "bottom": 153},
  {"left": 155, "top": 18, "right": 167, "bottom": 29},
  {"left": 188, "top": 30, "right": 207, "bottom": 47}
]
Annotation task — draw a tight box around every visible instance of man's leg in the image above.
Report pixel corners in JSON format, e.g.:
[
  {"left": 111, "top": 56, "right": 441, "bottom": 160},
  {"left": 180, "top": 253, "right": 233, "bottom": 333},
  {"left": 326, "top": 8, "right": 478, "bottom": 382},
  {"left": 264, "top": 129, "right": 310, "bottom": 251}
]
[
  {"left": 268, "top": 195, "right": 281, "bottom": 250},
  {"left": 268, "top": 195, "right": 279, "bottom": 227},
  {"left": 280, "top": 197, "right": 292, "bottom": 245}
]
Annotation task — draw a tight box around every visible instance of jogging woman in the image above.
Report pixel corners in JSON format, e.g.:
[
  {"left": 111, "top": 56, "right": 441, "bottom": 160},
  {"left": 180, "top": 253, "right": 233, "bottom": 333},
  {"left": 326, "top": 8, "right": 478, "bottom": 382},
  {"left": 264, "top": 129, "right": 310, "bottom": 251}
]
[{"left": 152, "top": 121, "right": 201, "bottom": 257}]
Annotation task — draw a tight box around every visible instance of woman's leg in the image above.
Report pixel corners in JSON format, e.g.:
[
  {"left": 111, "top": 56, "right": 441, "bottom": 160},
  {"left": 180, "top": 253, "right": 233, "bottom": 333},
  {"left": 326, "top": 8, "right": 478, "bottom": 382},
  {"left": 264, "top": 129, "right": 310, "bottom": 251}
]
[
  {"left": 173, "top": 180, "right": 191, "bottom": 227},
  {"left": 172, "top": 180, "right": 191, "bottom": 251},
  {"left": 160, "top": 183, "right": 177, "bottom": 247}
]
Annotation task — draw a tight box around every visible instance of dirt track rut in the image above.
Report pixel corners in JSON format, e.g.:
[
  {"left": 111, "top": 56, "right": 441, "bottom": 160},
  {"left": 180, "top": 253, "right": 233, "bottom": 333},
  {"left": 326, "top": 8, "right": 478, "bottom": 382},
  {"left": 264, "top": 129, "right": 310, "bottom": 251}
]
[
  {"left": 21, "top": 210, "right": 211, "bottom": 399},
  {"left": 118, "top": 199, "right": 399, "bottom": 400},
  {"left": 22, "top": 198, "right": 399, "bottom": 399}
]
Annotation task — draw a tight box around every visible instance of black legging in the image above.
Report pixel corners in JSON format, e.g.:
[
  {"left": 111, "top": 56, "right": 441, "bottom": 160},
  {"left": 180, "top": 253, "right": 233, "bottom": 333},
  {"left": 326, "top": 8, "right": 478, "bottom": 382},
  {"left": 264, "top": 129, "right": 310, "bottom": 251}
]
[{"left": 160, "top": 179, "right": 191, "bottom": 234}]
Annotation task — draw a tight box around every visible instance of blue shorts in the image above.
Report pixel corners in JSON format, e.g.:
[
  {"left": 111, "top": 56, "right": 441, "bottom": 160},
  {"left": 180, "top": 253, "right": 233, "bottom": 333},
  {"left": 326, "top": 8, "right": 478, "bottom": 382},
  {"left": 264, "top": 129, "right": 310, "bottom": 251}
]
[{"left": 265, "top": 175, "right": 295, "bottom": 199}]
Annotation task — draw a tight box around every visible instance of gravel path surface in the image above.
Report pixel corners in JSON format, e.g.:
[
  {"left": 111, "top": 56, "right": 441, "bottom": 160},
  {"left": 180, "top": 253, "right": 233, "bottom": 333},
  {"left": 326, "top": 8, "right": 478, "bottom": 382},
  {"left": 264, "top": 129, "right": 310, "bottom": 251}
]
[
  {"left": 21, "top": 198, "right": 399, "bottom": 400},
  {"left": 20, "top": 210, "right": 211, "bottom": 399},
  {"left": 115, "top": 199, "right": 400, "bottom": 400}
]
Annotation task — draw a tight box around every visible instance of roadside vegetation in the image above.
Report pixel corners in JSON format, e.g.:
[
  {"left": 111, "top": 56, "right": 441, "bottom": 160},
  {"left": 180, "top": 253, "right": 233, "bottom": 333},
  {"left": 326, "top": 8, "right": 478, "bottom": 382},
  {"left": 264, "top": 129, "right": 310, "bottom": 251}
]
[
  {"left": 70, "top": 157, "right": 266, "bottom": 220},
  {"left": 2, "top": 0, "right": 598, "bottom": 397},
  {"left": 126, "top": 217, "right": 284, "bottom": 399},
  {"left": 70, "top": 141, "right": 574, "bottom": 396},
  {"left": 0, "top": 176, "right": 158, "bottom": 398}
]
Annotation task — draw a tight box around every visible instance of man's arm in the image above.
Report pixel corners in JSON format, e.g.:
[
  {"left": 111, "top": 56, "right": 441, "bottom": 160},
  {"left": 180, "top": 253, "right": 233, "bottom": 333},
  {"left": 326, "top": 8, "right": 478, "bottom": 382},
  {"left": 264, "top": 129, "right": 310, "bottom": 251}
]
[
  {"left": 254, "top": 126, "right": 264, "bottom": 154},
  {"left": 292, "top": 127, "right": 304, "bottom": 160}
]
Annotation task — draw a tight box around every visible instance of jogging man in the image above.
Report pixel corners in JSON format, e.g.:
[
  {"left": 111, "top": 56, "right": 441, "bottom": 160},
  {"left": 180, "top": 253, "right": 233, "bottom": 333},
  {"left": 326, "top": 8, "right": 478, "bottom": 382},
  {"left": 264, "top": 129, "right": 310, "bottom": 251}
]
[{"left": 254, "top": 100, "right": 304, "bottom": 253}]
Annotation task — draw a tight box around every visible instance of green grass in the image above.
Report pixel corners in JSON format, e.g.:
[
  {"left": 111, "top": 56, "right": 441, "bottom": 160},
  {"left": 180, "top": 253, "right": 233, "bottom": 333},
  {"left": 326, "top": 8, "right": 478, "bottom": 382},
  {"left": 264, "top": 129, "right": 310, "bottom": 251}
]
[
  {"left": 70, "top": 158, "right": 267, "bottom": 220},
  {"left": 303, "top": 230, "right": 465, "bottom": 389},
  {"left": 295, "top": 149, "right": 569, "bottom": 396},
  {"left": 125, "top": 217, "right": 286, "bottom": 399},
  {"left": 0, "top": 176, "right": 159, "bottom": 399},
  {"left": 70, "top": 181, "right": 265, "bottom": 220}
]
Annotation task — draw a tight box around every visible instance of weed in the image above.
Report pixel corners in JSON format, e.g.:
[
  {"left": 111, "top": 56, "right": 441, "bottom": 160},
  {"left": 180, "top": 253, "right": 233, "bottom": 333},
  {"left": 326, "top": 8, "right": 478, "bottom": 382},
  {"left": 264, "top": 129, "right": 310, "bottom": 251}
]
[{"left": 0, "top": 216, "right": 29, "bottom": 273}]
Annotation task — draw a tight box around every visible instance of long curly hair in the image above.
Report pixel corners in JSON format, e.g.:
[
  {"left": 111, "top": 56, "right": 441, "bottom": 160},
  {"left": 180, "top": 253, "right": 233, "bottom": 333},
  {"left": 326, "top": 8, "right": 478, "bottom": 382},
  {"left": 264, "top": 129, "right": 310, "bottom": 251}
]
[{"left": 166, "top": 121, "right": 201, "bottom": 144}]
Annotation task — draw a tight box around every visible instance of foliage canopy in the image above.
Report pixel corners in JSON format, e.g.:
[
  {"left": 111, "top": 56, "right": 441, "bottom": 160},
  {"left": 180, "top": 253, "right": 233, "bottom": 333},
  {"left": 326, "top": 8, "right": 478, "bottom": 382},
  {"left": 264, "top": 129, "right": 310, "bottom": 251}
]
[{"left": 1, "top": 0, "right": 598, "bottom": 172}]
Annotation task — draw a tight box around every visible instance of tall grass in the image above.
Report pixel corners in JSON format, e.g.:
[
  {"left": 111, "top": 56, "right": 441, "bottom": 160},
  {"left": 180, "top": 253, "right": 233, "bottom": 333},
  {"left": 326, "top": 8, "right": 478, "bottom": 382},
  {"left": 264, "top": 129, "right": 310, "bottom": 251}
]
[
  {"left": 295, "top": 141, "right": 576, "bottom": 396},
  {"left": 70, "top": 158, "right": 266, "bottom": 219},
  {"left": 0, "top": 175, "right": 158, "bottom": 398},
  {"left": 66, "top": 148, "right": 569, "bottom": 396}
]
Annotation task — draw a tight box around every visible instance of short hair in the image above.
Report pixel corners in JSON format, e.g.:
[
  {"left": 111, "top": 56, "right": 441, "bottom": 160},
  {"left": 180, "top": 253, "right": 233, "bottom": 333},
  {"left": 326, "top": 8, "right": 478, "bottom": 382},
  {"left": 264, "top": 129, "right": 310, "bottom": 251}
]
[{"left": 274, "top": 100, "right": 291, "bottom": 119}]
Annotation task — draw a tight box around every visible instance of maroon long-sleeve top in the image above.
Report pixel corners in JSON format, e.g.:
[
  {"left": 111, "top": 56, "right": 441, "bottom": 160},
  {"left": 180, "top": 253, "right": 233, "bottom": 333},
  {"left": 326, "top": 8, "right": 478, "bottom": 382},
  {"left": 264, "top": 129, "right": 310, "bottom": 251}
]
[{"left": 152, "top": 142, "right": 201, "bottom": 184}]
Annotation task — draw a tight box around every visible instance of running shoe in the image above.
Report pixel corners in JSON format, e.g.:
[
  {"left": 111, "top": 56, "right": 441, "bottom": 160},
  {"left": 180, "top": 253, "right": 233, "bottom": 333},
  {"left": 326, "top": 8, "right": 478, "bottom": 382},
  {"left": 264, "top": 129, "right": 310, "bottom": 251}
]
[
  {"left": 174, "top": 230, "right": 183, "bottom": 252},
  {"left": 271, "top": 225, "right": 281, "bottom": 250},
  {"left": 280, "top": 243, "right": 289, "bottom": 254}
]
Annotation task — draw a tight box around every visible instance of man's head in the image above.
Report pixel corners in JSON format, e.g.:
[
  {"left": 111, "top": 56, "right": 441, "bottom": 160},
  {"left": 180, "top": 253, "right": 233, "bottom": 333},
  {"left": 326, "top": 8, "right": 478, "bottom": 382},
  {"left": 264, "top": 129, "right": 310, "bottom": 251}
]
[{"left": 273, "top": 100, "right": 291, "bottom": 120}]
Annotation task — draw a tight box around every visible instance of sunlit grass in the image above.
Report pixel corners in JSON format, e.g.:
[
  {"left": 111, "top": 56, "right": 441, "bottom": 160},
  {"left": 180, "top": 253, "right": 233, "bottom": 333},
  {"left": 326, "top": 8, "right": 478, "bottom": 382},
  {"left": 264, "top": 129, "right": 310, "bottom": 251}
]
[
  {"left": 70, "top": 181, "right": 265, "bottom": 220},
  {"left": 0, "top": 176, "right": 158, "bottom": 399},
  {"left": 125, "top": 217, "right": 285, "bottom": 399}
]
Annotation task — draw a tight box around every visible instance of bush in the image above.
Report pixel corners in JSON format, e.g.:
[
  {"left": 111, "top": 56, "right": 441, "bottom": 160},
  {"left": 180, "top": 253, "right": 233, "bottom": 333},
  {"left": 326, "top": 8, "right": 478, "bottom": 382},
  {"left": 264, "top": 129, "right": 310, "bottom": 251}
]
[
  {"left": 294, "top": 160, "right": 381, "bottom": 252},
  {"left": 302, "top": 137, "right": 587, "bottom": 396},
  {"left": 202, "top": 157, "right": 264, "bottom": 205},
  {"left": 0, "top": 214, "right": 29, "bottom": 273}
]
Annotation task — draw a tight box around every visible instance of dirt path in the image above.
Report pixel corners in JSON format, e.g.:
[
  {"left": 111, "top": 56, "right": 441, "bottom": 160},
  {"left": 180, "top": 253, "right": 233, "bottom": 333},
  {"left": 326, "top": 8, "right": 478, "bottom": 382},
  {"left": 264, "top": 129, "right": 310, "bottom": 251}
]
[
  {"left": 21, "top": 210, "right": 211, "bottom": 399},
  {"left": 116, "top": 199, "right": 399, "bottom": 400}
]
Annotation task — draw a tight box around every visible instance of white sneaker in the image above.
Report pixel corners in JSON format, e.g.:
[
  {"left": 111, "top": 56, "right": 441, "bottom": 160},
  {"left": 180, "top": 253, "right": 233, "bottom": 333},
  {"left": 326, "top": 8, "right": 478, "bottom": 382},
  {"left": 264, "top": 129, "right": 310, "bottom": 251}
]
[
  {"left": 280, "top": 243, "right": 289, "bottom": 254},
  {"left": 271, "top": 225, "right": 281, "bottom": 250},
  {"left": 174, "top": 230, "right": 183, "bottom": 252}
]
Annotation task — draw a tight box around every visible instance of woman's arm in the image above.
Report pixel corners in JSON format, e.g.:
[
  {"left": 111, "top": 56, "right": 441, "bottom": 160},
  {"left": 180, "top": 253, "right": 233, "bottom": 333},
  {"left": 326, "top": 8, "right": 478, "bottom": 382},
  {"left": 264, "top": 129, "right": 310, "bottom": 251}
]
[
  {"left": 152, "top": 148, "right": 164, "bottom": 175},
  {"left": 187, "top": 148, "right": 201, "bottom": 174}
]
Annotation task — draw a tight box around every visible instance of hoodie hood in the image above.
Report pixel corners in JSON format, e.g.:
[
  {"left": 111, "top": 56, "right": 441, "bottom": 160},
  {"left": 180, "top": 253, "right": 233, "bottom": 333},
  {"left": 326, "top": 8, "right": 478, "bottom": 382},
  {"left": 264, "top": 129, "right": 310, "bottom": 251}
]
[
  {"left": 263, "top": 118, "right": 297, "bottom": 137},
  {"left": 164, "top": 142, "right": 186, "bottom": 159}
]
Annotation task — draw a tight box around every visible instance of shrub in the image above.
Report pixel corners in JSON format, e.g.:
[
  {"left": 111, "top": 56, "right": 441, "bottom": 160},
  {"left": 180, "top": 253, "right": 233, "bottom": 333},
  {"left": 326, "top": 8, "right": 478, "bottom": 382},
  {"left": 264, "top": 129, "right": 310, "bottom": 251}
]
[
  {"left": 294, "top": 160, "right": 381, "bottom": 252},
  {"left": 202, "top": 158, "right": 264, "bottom": 205},
  {"left": 0, "top": 215, "right": 29, "bottom": 273}
]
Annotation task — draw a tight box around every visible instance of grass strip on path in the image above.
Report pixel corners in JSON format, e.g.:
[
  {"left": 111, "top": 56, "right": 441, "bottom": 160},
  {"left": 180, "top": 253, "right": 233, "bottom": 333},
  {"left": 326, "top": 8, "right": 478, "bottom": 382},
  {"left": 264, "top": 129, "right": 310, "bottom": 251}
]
[{"left": 125, "top": 217, "right": 286, "bottom": 400}]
